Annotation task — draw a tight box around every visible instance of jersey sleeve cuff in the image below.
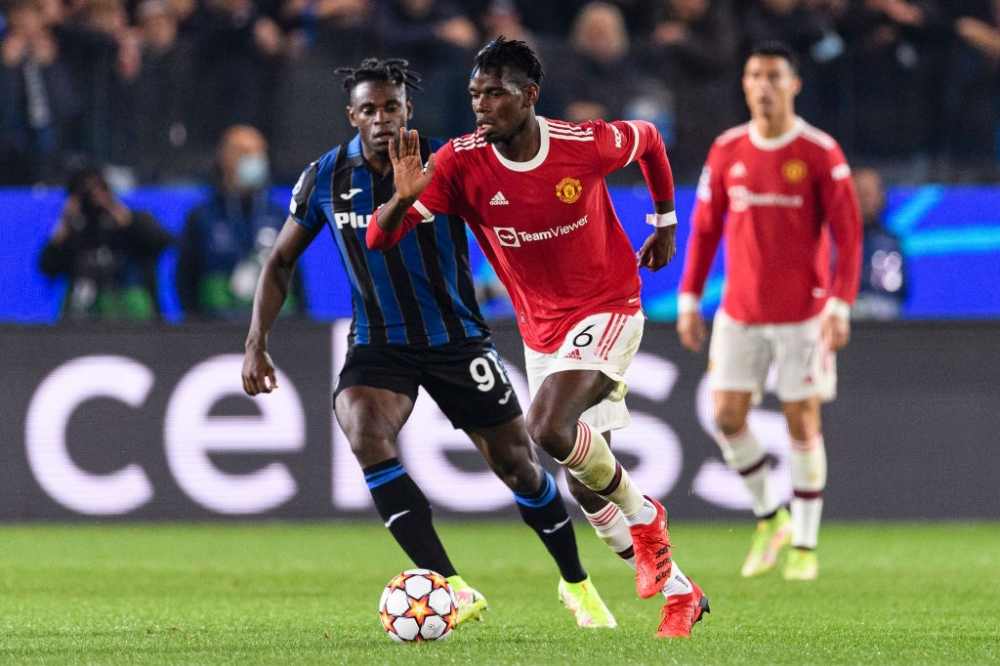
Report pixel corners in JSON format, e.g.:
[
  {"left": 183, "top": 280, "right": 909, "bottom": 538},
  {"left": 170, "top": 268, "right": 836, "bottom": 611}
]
[
  {"left": 822, "top": 297, "right": 851, "bottom": 320},
  {"left": 678, "top": 292, "right": 700, "bottom": 314}
]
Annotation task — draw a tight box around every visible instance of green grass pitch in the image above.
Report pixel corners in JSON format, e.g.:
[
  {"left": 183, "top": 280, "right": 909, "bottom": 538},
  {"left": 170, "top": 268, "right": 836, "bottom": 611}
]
[{"left": 1, "top": 521, "right": 997, "bottom": 665}]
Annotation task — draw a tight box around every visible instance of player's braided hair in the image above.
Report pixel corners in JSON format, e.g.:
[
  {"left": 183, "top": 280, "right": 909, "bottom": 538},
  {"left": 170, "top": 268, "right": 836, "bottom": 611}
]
[
  {"left": 335, "top": 58, "right": 423, "bottom": 95},
  {"left": 472, "top": 35, "right": 543, "bottom": 85}
]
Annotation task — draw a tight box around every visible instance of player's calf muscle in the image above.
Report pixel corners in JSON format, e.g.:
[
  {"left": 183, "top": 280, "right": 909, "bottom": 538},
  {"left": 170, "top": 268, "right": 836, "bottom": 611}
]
[{"left": 335, "top": 395, "right": 408, "bottom": 465}]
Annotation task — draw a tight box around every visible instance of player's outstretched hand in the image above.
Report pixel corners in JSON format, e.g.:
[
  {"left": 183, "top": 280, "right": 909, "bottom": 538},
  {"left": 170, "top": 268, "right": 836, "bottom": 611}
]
[
  {"left": 636, "top": 226, "right": 677, "bottom": 271},
  {"left": 242, "top": 348, "right": 279, "bottom": 396},
  {"left": 820, "top": 312, "right": 850, "bottom": 351},
  {"left": 389, "top": 127, "right": 435, "bottom": 202},
  {"left": 677, "top": 311, "right": 707, "bottom": 353}
]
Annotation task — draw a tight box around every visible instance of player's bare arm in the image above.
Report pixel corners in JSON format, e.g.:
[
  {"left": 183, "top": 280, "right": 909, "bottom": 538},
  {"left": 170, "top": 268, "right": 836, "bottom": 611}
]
[
  {"left": 372, "top": 127, "right": 436, "bottom": 233},
  {"left": 242, "top": 218, "right": 319, "bottom": 396}
]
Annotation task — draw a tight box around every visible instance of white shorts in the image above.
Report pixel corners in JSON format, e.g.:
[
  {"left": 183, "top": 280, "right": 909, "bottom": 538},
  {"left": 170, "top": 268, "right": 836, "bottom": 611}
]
[
  {"left": 524, "top": 311, "right": 644, "bottom": 433},
  {"left": 708, "top": 309, "right": 837, "bottom": 404}
]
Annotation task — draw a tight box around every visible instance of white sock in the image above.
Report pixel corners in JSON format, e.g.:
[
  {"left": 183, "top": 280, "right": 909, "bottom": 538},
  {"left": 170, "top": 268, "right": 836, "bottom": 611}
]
[
  {"left": 582, "top": 503, "right": 636, "bottom": 566},
  {"left": 790, "top": 433, "right": 827, "bottom": 549},
  {"left": 663, "top": 561, "right": 692, "bottom": 597},
  {"left": 582, "top": 502, "right": 692, "bottom": 598},
  {"left": 623, "top": 499, "right": 656, "bottom": 526},
  {"left": 560, "top": 421, "right": 646, "bottom": 519},
  {"left": 715, "top": 426, "right": 779, "bottom": 517}
]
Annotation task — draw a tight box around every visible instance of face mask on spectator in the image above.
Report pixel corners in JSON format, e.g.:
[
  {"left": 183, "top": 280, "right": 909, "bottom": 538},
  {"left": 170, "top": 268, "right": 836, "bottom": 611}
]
[{"left": 236, "top": 154, "right": 269, "bottom": 189}]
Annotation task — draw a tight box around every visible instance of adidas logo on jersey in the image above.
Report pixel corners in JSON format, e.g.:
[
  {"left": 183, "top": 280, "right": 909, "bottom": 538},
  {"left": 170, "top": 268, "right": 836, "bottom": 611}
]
[
  {"left": 490, "top": 191, "right": 510, "bottom": 206},
  {"left": 564, "top": 348, "right": 582, "bottom": 360},
  {"left": 729, "top": 161, "right": 747, "bottom": 178}
]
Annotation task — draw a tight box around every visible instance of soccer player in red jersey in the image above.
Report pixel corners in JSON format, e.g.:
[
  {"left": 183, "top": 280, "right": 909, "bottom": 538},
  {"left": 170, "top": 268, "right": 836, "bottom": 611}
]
[
  {"left": 678, "top": 42, "right": 862, "bottom": 581},
  {"left": 367, "top": 37, "right": 709, "bottom": 638}
]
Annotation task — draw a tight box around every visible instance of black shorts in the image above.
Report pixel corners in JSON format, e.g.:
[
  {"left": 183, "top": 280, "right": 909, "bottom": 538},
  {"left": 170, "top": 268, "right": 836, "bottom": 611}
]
[{"left": 335, "top": 338, "right": 523, "bottom": 430}]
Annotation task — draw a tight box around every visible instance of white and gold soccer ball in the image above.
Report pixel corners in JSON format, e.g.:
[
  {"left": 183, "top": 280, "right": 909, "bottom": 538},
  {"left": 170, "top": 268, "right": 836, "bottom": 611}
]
[{"left": 378, "top": 568, "right": 457, "bottom": 642}]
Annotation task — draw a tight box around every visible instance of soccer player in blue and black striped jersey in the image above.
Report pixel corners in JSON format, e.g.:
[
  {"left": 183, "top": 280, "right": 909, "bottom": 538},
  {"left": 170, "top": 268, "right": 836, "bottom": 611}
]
[{"left": 241, "top": 58, "right": 615, "bottom": 628}]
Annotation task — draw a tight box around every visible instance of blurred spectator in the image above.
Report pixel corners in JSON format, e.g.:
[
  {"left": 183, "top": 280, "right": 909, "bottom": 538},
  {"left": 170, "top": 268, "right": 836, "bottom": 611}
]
[
  {"left": 39, "top": 165, "right": 172, "bottom": 320},
  {"left": 852, "top": 167, "right": 908, "bottom": 319},
  {"left": 379, "top": 0, "right": 479, "bottom": 136},
  {"left": 741, "top": 0, "right": 851, "bottom": 140},
  {"left": 478, "top": 0, "right": 567, "bottom": 122},
  {"left": 0, "top": 0, "right": 993, "bottom": 186},
  {"left": 0, "top": 0, "right": 79, "bottom": 184},
  {"left": 941, "top": 1, "right": 1000, "bottom": 174},
  {"left": 640, "top": 0, "right": 740, "bottom": 180},
  {"left": 545, "top": 2, "right": 647, "bottom": 122},
  {"left": 479, "top": 0, "right": 537, "bottom": 46},
  {"left": 176, "top": 125, "right": 303, "bottom": 320},
  {"left": 269, "top": 0, "right": 376, "bottom": 180},
  {"left": 132, "top": 0, "right": 194, "bottom": 182},
  {"left": 839, "top": 0, "right": 951, "bottom": 164},
  {"left": 379, "top": 0, "right": 478, "bottom": 66},
  {"left": 190, "top": 0, "right": 286, "bottom": 154},
  {"left": 508, "top": 0, "right": 586, "bottom": 38},
  {"left": 59, "top": 0, "right": 141, "bottom": 169},
  {"left": 955, "top": 6, "right": 1000, "bottom": 58},
  {"left": 279, "top": 0, "right": 373, "bottom": 62}
]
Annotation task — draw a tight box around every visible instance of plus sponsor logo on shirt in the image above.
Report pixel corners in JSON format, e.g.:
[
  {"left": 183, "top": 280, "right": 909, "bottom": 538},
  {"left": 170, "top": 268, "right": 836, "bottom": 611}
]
[
  {"left": 334, "top": 211, "right": 372, "bottom": 229},
  {"left": 494, "top": 215, "right": 590, "bottom": 248}
]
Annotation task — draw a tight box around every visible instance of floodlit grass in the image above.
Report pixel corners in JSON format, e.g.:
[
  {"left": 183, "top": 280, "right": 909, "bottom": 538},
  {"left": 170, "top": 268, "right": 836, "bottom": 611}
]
[{"left": 1, "top": 521, "right": 997, "bottom": 665}]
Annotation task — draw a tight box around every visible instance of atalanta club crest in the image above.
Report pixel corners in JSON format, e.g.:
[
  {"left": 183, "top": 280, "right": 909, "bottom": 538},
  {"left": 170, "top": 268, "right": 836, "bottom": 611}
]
[{"left": 555, "top": 177, "right": 583, "bottom": 204}]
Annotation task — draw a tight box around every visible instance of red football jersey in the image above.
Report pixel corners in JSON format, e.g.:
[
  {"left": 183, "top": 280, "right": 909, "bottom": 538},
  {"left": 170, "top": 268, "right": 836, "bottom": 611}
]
[
  {"left": 680, "top": 118, "right": 862, "bottom": 324},
  {"left": 369, "top": 117, "right": 675, "bottom": 352}
]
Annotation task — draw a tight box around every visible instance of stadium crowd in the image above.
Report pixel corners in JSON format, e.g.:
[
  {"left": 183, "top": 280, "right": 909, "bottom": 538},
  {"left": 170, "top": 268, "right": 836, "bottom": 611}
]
[{"left": 2, "top": 0, "right": 999, "bottom": 187}]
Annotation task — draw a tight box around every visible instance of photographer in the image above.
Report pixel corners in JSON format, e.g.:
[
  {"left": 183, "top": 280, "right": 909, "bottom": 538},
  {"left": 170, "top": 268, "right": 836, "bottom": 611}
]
[{"left": 39, "top": 166, "right": 172, "bottom": 321}]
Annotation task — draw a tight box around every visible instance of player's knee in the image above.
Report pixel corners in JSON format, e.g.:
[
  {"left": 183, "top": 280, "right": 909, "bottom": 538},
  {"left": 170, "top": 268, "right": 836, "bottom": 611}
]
[
  {"left": 714, "top": 404, "right": 747, "bottom": 437},
  {"left": 494, "top": 457, "right": 541, "bottom": 495},
  {"left": 526, "top": 413, "right": 575, "bottom": 461}
]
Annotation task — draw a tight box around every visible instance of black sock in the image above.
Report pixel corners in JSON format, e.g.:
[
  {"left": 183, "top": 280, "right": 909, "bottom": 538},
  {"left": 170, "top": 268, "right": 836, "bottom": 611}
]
[
  {"left": 364, "top": 458, "right": 457, "bottom": 578},
  {"left": 515, "top": 471, "right": 587, "bottom": 583}
]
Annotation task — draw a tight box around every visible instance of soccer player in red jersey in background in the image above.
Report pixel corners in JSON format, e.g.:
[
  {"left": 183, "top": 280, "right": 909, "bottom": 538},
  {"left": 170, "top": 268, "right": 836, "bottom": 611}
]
[
  {"left": 678, "top": 42, "right": 862, "bottom": 581},
  {"left": 368, "top": 37, "right": 709, "bottom": 638}
]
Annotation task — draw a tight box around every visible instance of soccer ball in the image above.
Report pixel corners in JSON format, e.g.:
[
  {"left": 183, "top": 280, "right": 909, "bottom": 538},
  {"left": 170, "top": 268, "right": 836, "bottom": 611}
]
[{"left": 378, "top": 568, "right": 457, "bottom": 642}]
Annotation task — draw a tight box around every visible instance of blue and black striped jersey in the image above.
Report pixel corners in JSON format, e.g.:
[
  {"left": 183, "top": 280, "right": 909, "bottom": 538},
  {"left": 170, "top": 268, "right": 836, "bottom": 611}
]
[{"left": 289, "top": 134, "right": 488, "bottom": 346}]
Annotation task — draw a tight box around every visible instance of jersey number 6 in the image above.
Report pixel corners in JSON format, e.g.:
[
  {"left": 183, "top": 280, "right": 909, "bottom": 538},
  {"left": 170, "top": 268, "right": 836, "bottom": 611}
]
[{"left": 573, "top": 325, "right": 596, "bottom": 348}]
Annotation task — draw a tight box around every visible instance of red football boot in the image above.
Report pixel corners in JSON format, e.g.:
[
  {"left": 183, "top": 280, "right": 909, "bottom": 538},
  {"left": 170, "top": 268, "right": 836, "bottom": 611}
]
[
  {"left": 628, "top": 497, "right": 672, "bottom": 598},
  {"left": 656, "top": 580, "right": 710, "bottom": 639}
]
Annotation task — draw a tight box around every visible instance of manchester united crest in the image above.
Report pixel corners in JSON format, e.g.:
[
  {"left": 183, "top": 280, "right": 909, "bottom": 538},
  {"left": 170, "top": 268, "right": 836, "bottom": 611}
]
[
  {"left": 782, "top": 159, "right": 808, "bottom": 184},
  {"left": 555, "top": 177, "right": 583, "bottom": 204}
]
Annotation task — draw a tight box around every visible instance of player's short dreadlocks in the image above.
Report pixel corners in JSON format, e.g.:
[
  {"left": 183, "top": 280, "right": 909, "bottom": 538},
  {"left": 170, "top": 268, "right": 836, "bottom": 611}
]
[
  {"left": 335, "top": 58, "right": 423, "bottom": 96},
  {"left": 472, "top": 36, "right": 543, "bottom": 85}
]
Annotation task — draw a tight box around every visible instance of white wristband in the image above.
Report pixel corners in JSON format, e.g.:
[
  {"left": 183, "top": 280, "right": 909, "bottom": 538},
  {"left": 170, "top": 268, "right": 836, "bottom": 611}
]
[
  {"left": 678, "top": 292, "right": 700, "bottom": 314},
  {"left": 646, "top": 211, "right": 678, "bottom": 228},
  {"left": 822, "top": 297, "right": 851, "bottom": 320}
]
